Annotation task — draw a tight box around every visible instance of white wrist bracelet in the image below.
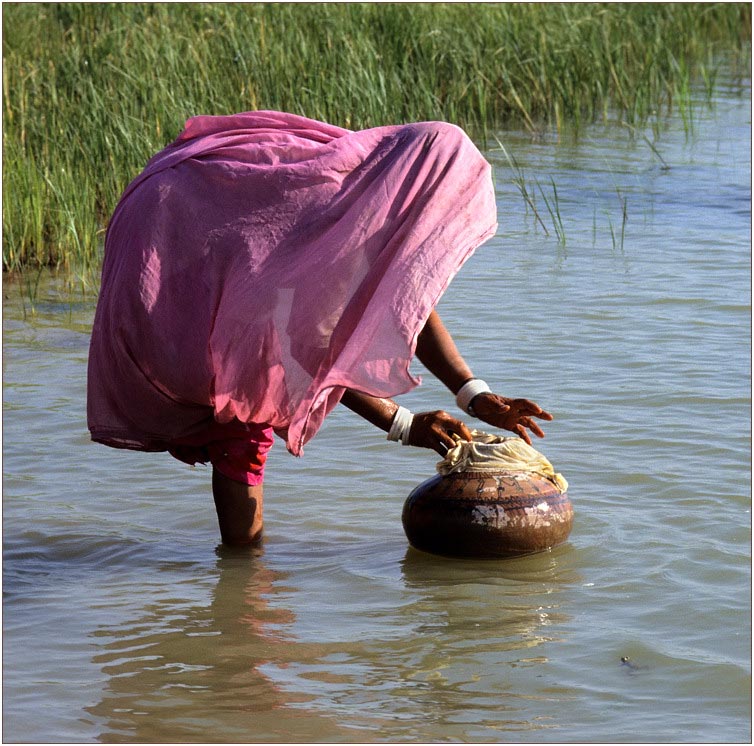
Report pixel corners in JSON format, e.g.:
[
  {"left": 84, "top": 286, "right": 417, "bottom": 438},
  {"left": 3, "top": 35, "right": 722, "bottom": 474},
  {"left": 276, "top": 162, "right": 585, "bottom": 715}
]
[
  {"left": 456, "top": 378, "right": 491, "bottom": 416},
  {"left": 387, "top": 406, "right": 414, "bottom": 445}
]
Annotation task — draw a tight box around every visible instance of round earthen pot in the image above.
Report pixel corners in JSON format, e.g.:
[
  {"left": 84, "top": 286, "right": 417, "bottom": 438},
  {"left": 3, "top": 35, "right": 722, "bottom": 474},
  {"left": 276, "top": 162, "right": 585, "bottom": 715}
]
[{"left": 402, "top": 471, "right": 573, "bottom": 559}]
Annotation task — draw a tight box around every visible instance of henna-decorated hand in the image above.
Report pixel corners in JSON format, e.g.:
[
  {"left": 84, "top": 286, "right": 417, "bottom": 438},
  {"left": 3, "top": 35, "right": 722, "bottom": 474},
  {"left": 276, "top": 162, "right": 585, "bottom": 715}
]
[
  {"left": 470, "top": 393, "right": 553, "bottom": 445},
  {"left": 407, "top": 410, "right": 473, "bottom": 456}
]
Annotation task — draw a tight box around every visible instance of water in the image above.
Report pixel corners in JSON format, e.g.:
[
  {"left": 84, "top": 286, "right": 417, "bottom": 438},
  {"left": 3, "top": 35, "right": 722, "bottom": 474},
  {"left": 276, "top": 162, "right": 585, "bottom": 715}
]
[{"left": 4, "top": 81, "right": 750, "bottom": 743}]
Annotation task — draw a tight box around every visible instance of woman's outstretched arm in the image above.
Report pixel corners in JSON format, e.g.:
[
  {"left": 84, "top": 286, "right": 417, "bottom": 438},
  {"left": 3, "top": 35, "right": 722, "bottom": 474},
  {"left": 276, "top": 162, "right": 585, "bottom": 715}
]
[
  {"left": 340, "top": 389, "right": 472, "bottom": 455},
  {"left": 341, "top": 310, "right": 552, "bottom": 449},
  {"left": 415, "top": 310, "right": 553, "bottom": 444},
  {"left": 414, "top": 310, "right": 475, "bottom": 394}
]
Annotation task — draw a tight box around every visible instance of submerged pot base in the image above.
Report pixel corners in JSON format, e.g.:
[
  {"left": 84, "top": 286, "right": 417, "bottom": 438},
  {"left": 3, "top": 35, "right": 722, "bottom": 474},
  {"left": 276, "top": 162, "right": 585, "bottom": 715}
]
[{"left": 402, "top": 471, "right": 573, "bottom": 559}]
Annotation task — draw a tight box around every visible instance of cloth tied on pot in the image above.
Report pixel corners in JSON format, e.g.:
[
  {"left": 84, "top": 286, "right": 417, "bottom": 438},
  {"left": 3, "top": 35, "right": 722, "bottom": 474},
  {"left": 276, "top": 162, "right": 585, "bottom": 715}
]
[{"left": 437, "top": 430, "right": 568, "bottom": 493}]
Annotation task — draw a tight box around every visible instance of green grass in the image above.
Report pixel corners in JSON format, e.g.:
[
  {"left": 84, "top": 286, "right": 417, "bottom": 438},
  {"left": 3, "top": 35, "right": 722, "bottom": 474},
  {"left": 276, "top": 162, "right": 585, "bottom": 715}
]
[{"left": 3, "top": 2, "right": 750, "bottom": 273}]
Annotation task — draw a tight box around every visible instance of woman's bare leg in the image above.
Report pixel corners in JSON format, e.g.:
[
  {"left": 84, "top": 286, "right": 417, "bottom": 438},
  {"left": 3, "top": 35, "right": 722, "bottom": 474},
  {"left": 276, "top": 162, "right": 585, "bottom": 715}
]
[{"left": 212, "top": 467, "right": 264, "bottom": 546}]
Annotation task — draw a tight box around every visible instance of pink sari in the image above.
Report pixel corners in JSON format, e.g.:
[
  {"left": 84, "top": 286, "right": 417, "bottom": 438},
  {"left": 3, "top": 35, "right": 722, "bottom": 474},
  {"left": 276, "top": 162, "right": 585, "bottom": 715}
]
[{"left": 87, "top": 112, "right": 497, "bottom": 457}]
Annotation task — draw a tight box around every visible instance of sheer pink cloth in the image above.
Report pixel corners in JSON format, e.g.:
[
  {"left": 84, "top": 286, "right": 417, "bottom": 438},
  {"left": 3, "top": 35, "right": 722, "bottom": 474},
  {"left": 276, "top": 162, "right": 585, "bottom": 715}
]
[{"left": 87, "top": 111, "right": 497, "bottom": 456}]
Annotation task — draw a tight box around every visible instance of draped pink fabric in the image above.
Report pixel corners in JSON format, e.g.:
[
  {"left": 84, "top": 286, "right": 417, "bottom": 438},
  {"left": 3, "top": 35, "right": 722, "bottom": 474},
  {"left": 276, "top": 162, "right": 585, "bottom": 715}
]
[{"left": 87, "top": 111, "right": 497, "bottom": 456}]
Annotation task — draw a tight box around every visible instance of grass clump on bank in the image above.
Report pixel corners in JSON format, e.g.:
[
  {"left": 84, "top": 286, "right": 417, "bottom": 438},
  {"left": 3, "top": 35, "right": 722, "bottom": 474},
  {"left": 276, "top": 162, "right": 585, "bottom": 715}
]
[{"left": 3, "top": 2, "right": 750, "bottom": 273}]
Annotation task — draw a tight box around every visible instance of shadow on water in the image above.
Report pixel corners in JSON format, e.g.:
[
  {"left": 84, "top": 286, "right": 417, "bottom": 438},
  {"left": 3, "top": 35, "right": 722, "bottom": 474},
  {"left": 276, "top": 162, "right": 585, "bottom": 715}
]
[
  {"left": 84, "top": 545, "right": 356, "bottom": 744},
  {"left": 79, "top": 539, "right": 583, "bottom": 743}
]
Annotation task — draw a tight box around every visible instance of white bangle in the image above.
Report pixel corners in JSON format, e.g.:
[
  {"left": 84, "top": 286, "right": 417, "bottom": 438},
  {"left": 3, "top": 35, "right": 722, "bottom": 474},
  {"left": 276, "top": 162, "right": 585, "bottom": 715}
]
[
  {"left": 387, "top": 406, "right": 414, "bottom": 445},
  {"left": 456, "top": 378, "right": 491, "bottom": 416}
]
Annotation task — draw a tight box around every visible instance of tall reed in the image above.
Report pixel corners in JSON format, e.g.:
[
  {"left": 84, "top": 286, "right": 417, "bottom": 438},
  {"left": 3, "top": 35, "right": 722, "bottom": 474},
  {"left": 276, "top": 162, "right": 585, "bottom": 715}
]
[{"left": 3, "top": 3, "right": 750, "bottom": 272}]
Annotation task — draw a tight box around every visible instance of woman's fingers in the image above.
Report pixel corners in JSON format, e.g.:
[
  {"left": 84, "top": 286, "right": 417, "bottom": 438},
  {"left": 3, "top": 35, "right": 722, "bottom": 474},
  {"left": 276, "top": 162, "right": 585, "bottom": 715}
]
[
  {"left": 513, "top": 413, "right": 547, "bottom": 443},
  {"left": 473, "top": 394, "right": 553, "bottom": 440},
  {"left": 408, "top": 410, "right": 473, "bottom": 454},
  {"left": 404, "top": 400, "right": 550, "bottom": 454},
  {"left": 442, "top": 414, "right": 473, "bottom": 443},
  {"left": 525, "top": 417, "right": 546, "bottom": 439},
  {"left": 431, "top": 412, "right": 471, "bottom": 454},
  {"left": 515, "top": 424, "right": 533, "bottom": 445},
  {"left": 510, "top": 398, "right": 553, "bottom": 420}
]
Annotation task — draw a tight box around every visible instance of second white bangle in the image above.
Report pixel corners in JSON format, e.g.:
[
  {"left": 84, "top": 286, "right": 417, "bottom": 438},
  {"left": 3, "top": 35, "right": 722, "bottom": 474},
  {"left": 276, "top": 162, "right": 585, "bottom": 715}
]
[
  {"left": 387, "top": 405, "right": 414, "bottom": 445},
  {"left": 456, "top": 378, "right": 491, "bottom": 415}
]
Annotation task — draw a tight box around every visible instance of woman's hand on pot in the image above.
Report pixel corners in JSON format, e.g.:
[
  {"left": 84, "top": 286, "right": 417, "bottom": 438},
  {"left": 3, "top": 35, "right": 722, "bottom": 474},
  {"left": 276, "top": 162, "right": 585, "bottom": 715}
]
[
  {"left": 407, "top": 410, "right": 473, "bottom": 456},
  {"left": 470, "top": 393, "right": 553, "bottom": 445}
]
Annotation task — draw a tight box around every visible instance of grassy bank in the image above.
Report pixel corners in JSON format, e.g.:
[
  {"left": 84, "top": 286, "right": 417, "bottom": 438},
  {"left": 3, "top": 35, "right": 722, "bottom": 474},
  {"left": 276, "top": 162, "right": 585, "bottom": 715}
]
[{"left": 3, "top": 2, "right": 750, "bottom": 274}]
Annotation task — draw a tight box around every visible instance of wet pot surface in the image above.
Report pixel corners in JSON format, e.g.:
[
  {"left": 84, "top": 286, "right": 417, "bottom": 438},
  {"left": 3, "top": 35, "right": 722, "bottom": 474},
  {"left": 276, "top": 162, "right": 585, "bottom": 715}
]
[{"left": 402, "top": 471, "right": 574, "bottom": 558}]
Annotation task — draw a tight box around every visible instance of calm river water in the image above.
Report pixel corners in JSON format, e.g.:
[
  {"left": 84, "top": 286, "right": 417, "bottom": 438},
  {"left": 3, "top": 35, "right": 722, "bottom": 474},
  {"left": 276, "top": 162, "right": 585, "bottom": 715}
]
[{"left": 4, "top": 79, "right": 751, "bottom": 743}]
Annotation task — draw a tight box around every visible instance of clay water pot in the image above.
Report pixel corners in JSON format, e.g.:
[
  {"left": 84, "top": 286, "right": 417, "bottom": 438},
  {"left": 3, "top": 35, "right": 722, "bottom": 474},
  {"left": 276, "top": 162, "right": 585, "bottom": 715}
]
[{"left": 402, "top": 470, "right": 573, "bottom": 559}]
